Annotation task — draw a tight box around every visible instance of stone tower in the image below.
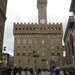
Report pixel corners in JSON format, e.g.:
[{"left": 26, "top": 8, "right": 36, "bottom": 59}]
[
  {"left": 0, "top": 0, "right": 8, "bottom": 61},
  {"left": 13, "top": 0, "right": 63, "bottom": 69},
  {"left": 37, "top": 0, "right": 47, "bottom": 24}
]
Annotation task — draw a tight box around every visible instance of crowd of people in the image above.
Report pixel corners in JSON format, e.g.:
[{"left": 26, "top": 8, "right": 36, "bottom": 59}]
[
  {"left": 12, "top": 66, "right": 42, "bottom": 75},
  {"left": 51, "top": 66, "right": 75, "bottom": 75},
  {"left": 1, "top": 65, "right": 75, "bottom": 75},
  {"left": 1, "top": 66, "right": 42, "bottom": 75}
]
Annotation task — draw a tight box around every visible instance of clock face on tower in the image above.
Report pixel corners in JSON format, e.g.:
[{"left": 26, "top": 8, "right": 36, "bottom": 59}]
[{"left": 40, "top": 19, "right": 46, "bottom": 24}]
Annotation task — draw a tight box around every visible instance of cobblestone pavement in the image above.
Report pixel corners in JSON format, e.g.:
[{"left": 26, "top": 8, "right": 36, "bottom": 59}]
[{"left": 15, "top": 71, "right": 50, "bottom": 75}]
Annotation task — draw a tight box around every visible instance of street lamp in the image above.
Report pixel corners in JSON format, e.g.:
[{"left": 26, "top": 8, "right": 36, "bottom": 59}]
[{"left": 0, "top": 60, "right": 2, "bottom": 75}]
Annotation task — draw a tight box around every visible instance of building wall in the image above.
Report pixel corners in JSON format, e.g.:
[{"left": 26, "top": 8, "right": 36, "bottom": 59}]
[
  {"left": 65, "top": 28, "right": 73, "bottom": 65},
  {"left": 13, "top": 0, "right": 63, "bottom": 69},
  {"left": 9, "top": 56, "right": 13, "bottom": 67},
  {"left": 64, "top": 0, "right": 75, "bottom": 66},
  {"left": 2, "top": 53, "right": 9, "bottom": 66},
  {"left": 0, "top": 0, "right": 8, "bottom": 61},
  {"left": 13, "top": 23, "right": 63, "bottom": 68}
]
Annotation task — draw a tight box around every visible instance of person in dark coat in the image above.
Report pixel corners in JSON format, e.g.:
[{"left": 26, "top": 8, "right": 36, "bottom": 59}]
[
  {"left": 18, "top": 66, "right": 22, "bottom": 75},
  {"left": 24, "top": 67, "right": 28, "bottom": 75},
  {"left": 30, "top": 68, "right": 34, "bottom": 75},
  {"left": 13, "top": 67, "right": 17, "bottom": 75}
]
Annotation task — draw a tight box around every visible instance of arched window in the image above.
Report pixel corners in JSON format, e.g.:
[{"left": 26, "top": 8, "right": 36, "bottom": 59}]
[
  {"left": 23, "top": 39, "right": 26, "bottom": 44},
  {"left": 57, "top": 51, "right": 60, "bottom": 56},
  {"left": 29, "top": 39, "right": 32, "bottom": 44},
  {"left": 17, "top": 39, "right": 20, "bottom": 44},
  {"left": 51, "top": 39, "right": 54, "bottom": 44},
  {"left": 56, "top": 39, "right": 60, "bottom": 44},
  {"left": 42, "top": 40, "right": 44, "bottom": 44},
  {"left": 51, "top": 51, "right": 54, "bottom": 56}
]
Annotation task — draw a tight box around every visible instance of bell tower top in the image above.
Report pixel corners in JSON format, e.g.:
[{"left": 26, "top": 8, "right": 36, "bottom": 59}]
[
  {"left": 37, "top": 0, "right": 47, "bottom": 24},
  {"left": 37, "top": 0, "right": 47, "bottom": 6}
]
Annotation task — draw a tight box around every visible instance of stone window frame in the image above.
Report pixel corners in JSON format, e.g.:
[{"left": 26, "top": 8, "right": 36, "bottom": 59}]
[
  {"left": 23, "top": 39, "right": 26, "bottom": 44},
  {"left": 51, "top": 27, "right": 53, "bottom": 30},
  {"left": 57, "top": 51, "right": 60, "bottom": 56},
  {"left": 23, "top": 51, "right": 26, "bottom": 56},
  {"left": 59, "top": 27, "right": 61, "bottom": 30},
  {"left": 44, "top": 27, "right": 46, "bottom": 30},
  {"left": 48, "top": 27, "right": 50, "bottom": 30},
  {"left": 42, "top": 40, "right": 44, "bottom": 44},
  {"left": 30, "top": 27, "right": 32, "bottom": 30},
  {"left": 51, "top": 39, "right": 54, "bottom": 44},
  {"left": 29, "top": 39, "right": 32, "bottom": 44},
  {"left": 19, "top": 28, "right": 21, "bottom": 30},
  {"left": 51, "top": 51, "right": 54, "bottom": 56},
  {"left": 17, "top": 39, "right": 20, "bottom": 44},
  {"left": 35, "top": 60, "right": 37, "bottom": 63},
  {"left": 23, "top": 28, "right": 25, "bottom": 30},
  {"left": 55, "top": 27, "right": 57, "bottom": 30},
  {"left": 57, "top": 46, "right": 59, "bottom": 49},
  {"left": 26, "top": 27, "right": 28, "bottom": 30},
  {"left": 40, "top": 27, "right": 42, "bottom": 30},
  {"left": 36, "top": 27, "right": 39, "bottom": 30},
  {"left": 41, "top": 59, "right": 46, "bottom": 62},
  {"left": 17, "top": 51, "right": 20, "bottom": 56},
  {"left": 29, "top": 51, "right": 32, "bottom": 56},
  {"left": 56, "top": 39, "right": 60, "bottom": 44},
  {"left": 15, "top": 28, "right": 17, "bottom": 30},
  {"left": 51, "top": 46, "right": 54, "bottom": 50},
  {"left": 34, "top": 28, "right": 36, "bottom": 30}
]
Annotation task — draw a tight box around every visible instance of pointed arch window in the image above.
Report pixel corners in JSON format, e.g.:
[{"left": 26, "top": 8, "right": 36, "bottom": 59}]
[
  {"left": 17, "top": 51, "right": 20, "bottom": 56},
  {"left": 23, "top": 51, "right": 26, "bottom": 56},
  {"left": 23, "top": 39, "right": 26, "bottom": 44},
  {"left": 42, "top": 40, "right": 44, "bottom": 44},
  {"left": 17, "top": 39, "right": 20, "bottom": 44},
  {"left": 51, "top": 39, "right": 54, "bottom": 44},
  {"left": 51, "top": 51, "right": 54, "bottom": 56},
  {"left": 57, "top": 51, "right": 60, "bottom": 56},
  {"left": 29, "top": 39, "right": 32, "bottom": 44},
  {"left": 56, "top": 39, "right": 60, "bottom": 44}
]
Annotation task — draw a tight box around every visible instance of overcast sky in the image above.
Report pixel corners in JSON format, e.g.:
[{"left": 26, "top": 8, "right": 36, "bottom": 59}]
[{"left": 3, "top": 0, "right": 72, "bottom": 56}]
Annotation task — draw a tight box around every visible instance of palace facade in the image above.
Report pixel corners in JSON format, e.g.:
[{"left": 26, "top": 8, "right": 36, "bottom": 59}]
[{"left": 13, "top": 0, "right": 63, "bottom": 69}]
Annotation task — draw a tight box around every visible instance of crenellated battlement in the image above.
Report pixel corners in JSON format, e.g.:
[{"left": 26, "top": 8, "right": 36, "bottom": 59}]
[
  {"left": 14, "top": 22, "right": 38, "bottom": 25},
  {"left": 48, "top": 22, "right": 62, "bottom": 25},
  {"left": 14, "top": 22, "right": 62, "bottom": 25}
]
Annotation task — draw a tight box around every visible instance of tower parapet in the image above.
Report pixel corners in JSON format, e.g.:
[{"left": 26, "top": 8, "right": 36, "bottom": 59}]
[
  {"left": 14, "top": 22, "right": 38, "bottom": 25},
  {"left": 13, "top": 22, "right": 62, "bottom": 36},
  {"left": 48, "top": 22, "right": 62, "bottom": 25},
  {"left": 37, "top": 0, "right": 47, "bottom": 6},
  {"left": 14, "top": 22, "right": 62, "bottom": 26}
]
